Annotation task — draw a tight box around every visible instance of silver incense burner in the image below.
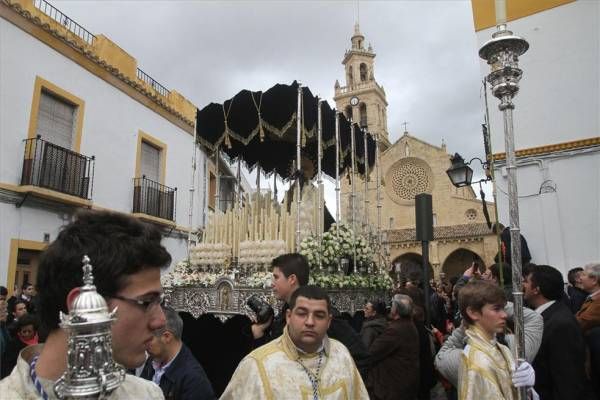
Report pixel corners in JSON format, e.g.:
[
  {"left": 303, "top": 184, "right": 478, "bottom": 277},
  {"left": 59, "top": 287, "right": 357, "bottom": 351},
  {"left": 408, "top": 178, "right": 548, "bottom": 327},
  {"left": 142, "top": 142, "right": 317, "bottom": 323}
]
[{"left": 54, "top": 255, "right": 126, "bottom": 399}]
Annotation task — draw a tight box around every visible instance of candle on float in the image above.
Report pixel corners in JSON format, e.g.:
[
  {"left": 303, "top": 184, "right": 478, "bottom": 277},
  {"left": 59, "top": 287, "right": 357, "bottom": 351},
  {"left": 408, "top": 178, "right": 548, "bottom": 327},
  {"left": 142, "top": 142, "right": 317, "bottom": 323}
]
[{"left": 261, "top": 208, "right": 265, "bottom": 240}]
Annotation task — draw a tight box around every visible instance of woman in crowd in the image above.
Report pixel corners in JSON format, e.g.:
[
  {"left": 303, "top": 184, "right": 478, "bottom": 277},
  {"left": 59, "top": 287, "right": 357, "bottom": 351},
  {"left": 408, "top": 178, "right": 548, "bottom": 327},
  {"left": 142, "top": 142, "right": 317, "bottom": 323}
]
[{"left": 1, "top": 314, "right": 38, "bottom": 378}]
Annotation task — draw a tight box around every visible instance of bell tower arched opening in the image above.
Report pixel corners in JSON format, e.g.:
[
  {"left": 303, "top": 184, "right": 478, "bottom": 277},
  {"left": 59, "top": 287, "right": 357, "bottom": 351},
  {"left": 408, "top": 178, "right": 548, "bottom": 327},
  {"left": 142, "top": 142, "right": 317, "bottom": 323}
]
[
  {"left": 359, "top": 103, "right": 367, "bottom": 128},
  {"left": 360, "top": 63, "right": 368, "bottom": 81}
]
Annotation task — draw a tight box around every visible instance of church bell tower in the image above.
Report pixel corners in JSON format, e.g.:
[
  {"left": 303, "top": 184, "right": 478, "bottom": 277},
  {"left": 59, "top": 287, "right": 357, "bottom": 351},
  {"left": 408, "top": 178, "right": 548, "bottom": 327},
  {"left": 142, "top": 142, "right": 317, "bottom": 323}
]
[{"left": 334, "top": 23, "right": 390, "bottom": 148}]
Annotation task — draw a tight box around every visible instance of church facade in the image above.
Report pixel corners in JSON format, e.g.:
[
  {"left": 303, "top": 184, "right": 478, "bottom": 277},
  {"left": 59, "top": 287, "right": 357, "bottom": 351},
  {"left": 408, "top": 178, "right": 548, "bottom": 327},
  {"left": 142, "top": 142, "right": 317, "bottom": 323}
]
[{"left": 334, "top": 25, "right": 498, "bottom": 280}]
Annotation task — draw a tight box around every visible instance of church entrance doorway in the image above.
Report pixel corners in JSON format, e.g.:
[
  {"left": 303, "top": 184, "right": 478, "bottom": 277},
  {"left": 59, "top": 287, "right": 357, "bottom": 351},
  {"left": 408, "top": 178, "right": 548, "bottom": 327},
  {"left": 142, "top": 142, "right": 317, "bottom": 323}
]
[
  {"left": 442, "top": 248, "right": 484, "bottom": 280},
  {"left": 391, "top": 252, "right": 434, "bottom": 286}
]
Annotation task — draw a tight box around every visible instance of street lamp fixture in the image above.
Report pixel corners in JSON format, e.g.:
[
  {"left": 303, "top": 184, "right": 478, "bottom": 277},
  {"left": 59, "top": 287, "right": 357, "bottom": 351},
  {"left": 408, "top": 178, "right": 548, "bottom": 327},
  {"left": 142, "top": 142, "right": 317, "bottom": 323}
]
[
  {"left": 446, "top": 153, "right": 473, "bottom": 188},
  {"left": 446, "top": 153, "right": 492, "bottom": 188},
  {"left": 447, "top": 153, "right": 495, "bottom": 228}
]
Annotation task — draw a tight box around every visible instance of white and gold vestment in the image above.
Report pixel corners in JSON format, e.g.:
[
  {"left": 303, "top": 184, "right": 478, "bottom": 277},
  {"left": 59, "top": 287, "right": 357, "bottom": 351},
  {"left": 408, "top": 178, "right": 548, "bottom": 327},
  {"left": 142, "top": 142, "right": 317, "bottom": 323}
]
[
  {"left": 220, "top": 326, "right": 368, "bottom": 400},
  {"left": 459, "top": 326, "right": 517, "bottom": 400}
]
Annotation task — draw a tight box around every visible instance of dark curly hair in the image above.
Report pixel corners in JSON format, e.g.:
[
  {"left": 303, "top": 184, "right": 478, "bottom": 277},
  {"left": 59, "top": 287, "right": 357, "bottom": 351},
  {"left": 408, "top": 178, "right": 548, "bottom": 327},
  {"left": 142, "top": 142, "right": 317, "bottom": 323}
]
[{"left": 36, "top": 210, "right": 171, "bottom": 334}]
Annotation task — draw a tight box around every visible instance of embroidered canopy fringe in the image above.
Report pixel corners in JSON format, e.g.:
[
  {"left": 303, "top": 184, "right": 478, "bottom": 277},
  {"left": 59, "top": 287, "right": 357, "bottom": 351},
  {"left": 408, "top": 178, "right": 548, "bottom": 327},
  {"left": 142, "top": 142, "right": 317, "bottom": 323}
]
[
  {"left": 250, "top": 91, "right": 266, "bottom": 142},
  {"left": 195, "top": 81, "right": 376, "bottom": 180},
  {"left": 221, "top": 100, "right": 235, "bottom": 149}
]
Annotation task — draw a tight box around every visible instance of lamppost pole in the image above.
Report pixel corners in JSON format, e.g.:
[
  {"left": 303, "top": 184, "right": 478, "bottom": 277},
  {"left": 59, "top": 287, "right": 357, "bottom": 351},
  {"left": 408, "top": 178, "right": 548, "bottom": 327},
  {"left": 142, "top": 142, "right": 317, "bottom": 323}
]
[{"left": 479, "top": 18, "right": 529, "bottom": 400}]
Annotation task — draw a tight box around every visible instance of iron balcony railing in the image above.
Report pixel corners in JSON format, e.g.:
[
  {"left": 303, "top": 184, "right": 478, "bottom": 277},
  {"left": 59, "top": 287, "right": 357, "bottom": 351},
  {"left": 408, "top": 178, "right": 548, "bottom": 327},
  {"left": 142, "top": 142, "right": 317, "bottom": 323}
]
[
  {"left": 136, "top": 68, "right": 170, "bottom": 98},
  {"left": 133, "top": 176, "right": 176, "bottom": 222},
  {"left": 33, "top": 0, "right": 96, "bottom": 45},
  {"left": 21, "top": 136, "right": 95, "bottom": 200}
]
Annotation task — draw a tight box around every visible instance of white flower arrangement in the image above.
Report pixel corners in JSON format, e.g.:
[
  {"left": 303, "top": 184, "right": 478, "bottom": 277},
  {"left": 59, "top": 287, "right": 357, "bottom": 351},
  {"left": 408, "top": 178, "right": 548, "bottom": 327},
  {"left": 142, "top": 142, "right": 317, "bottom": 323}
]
[
  {"left": 242, "top": 271, "right": 273, "bottom": 289},
  {"left": 162, "top": 261, "right": 221, "bottom": 287},
  {"left": 300, "top": 222, "right": 375, "bottom": 270},
  {"left": 309, "top": 272, "right": 394, "bottom": 291}
]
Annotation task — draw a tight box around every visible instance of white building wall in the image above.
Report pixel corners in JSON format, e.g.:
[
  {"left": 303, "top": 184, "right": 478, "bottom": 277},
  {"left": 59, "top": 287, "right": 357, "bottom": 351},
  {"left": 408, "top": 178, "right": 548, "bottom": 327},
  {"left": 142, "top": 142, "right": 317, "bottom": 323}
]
[
  {"left": 0, "top": 16, "right": 207, "bottom": 284},
  {"left": 477, "top": 0, "right": 599, "bottom": 151},
  {"left": 475, "top": 1, "right": 600, "bottom": 274},
  {"left": 494, "top": 149, "right": 600, "bottom": 274}
]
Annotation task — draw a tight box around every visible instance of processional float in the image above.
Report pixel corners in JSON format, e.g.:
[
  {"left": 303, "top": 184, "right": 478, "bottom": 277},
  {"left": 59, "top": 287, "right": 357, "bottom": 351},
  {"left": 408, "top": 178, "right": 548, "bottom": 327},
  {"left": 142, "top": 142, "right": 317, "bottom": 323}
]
[{"left": 164, "top": 81, "right": 393, "bottom": 320}]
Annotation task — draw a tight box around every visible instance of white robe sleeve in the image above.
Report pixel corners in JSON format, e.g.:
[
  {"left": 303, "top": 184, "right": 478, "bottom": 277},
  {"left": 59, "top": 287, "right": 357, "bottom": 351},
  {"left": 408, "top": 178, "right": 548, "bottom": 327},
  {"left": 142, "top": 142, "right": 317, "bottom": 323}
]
[{"left": 219, "top": 356, "right": 267, "bottom": 400}]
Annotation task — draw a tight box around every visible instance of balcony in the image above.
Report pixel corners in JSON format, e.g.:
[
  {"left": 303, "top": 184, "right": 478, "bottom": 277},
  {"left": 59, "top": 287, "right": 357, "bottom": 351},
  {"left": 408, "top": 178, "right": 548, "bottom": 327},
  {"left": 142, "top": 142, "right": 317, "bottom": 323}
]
[
  {"left": 136, "top": 68, "right": 171, "bottom": 98},
  {"left": 21, "top": 136, "right": 95, "bottom": 201},
  {"left": 33, "top": 0, "right": 96, "bottom": 45},
  {"left": 132, "top": 176, "right": 176, "bottom": 222}
]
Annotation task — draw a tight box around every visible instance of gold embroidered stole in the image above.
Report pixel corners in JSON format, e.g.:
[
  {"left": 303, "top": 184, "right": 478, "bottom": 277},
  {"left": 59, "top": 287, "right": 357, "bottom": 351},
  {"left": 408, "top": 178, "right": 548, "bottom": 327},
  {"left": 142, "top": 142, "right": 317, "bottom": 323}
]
[{"left": 459, "top": 326, "right": 516, "bottom": 400}]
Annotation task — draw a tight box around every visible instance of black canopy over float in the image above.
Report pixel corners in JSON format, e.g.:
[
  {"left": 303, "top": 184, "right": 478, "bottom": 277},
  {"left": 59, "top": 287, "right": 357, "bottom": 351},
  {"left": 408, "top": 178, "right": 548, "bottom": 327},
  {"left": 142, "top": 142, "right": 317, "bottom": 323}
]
[{"left": 195, "top": 81, "right": 376, "bottom": 181}]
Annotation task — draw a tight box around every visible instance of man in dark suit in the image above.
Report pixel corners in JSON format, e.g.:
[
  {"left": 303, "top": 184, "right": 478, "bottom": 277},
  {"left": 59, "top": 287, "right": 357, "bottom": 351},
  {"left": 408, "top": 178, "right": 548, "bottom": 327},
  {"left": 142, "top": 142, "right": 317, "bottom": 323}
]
[
  {"left": 566, "top": 267, "right": 587, "bottom": 314},
  {"left": 523, "top": 264, "right": 588, "bottom": 400},
  {"left": 367, "top": 294, "right": 419, "bottom": 400},
  {"left": 141, "top": 306, "right": 215, "bottom": 400}
]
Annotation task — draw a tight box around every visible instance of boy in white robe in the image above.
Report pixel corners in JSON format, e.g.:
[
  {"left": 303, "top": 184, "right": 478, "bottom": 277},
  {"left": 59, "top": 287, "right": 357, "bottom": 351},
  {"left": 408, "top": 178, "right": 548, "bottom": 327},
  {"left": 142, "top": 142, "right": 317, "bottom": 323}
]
[{"left": 458, "top": 280, "right": 538, "bottom": 400}]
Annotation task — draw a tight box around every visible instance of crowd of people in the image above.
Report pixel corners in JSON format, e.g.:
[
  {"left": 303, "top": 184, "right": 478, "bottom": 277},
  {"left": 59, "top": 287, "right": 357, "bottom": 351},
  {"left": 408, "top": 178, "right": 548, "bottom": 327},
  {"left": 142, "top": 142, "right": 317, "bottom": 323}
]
[
  {"left": 0, "top": 210, "right": 599, "bottom": 400},
  {"left": 0, "top": 283, "right": 40, "bottom": 378}
]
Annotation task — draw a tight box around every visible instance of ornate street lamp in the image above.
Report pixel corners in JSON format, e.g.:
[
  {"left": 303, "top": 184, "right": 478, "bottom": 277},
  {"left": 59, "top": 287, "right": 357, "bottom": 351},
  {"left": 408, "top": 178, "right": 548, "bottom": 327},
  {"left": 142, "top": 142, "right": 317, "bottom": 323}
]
[
  {"left": 446, "top": 153, "right": 473, "bottom": 187},
  {"left": 479, "top": 13, "right": 529, "bottom": 400},
  {"left": 446, "top": 153, "right": 492, "bottom": 188}
]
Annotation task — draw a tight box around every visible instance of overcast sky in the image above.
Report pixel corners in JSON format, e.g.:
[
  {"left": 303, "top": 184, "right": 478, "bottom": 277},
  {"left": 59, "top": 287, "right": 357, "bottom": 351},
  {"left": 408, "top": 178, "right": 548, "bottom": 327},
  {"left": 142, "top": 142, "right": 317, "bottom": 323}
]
[{"left": 53, "top": 0, "right": 494, "bottom": 207}]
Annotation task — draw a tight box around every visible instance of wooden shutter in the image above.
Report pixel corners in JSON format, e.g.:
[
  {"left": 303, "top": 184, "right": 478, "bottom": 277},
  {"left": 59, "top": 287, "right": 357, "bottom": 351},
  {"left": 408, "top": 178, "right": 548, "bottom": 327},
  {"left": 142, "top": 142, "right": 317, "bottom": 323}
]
[
  {"left": 140, "top": 141, "right": 160, "bottom": 182},
  {"left": 36, "top": 91, "right": 76, "bottom": 149}
]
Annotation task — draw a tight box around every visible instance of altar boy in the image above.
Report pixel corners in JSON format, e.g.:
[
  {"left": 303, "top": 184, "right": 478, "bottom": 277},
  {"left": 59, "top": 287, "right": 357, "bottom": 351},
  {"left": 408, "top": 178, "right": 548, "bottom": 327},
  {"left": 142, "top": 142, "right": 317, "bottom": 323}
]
[{"left": 458, "top": 280, "right": 537, "bottom": 400}]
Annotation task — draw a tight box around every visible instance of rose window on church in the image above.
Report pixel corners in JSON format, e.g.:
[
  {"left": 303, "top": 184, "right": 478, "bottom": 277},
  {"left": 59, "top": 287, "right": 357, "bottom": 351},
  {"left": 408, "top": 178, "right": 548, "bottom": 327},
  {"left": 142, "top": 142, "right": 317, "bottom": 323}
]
[
  {"left": 465, "top": 209, "right": 477, "bottom": 221},
  {"left": 385, "top": 157, "right": 434, "bottom": 204}
]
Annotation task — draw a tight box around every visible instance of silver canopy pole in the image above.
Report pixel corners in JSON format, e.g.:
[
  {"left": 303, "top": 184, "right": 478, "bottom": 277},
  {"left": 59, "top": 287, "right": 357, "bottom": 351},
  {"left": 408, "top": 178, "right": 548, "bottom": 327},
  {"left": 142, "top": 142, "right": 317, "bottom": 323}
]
[
  {"left": 295, "top": 85, "right": 302, "bottom": 252},
  {"left": 350, "top": 123, "right": 357, "bottom": 274},
  {"left": 363, "top": 128, "right": 369, "bottom": 234},
  {"left": 317, "top": 99, "right": 323, "bottom": 270},
  {"left": 236, "top": 158, "right": 242, "bottom": 210},
  {"left": 335, "top": 112, "right": 341, "bottom": 224},
  {"left": 256, "top": 165, "right": 261, "bottom": 211},
  {"left": 187, "top": 117, "right": 198, "bottom": 263},
  {"left": 335, "top": 112, "right": 341, "bottom": 273},
  {"left": 479, "top": 20, "right": 529, "bottom": 400},
  {"left": 215, "top": 145, "right": 220, "bottom": 213},
  {"left": 375, "top": 132, "right": 383, "bottom": 271}
]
